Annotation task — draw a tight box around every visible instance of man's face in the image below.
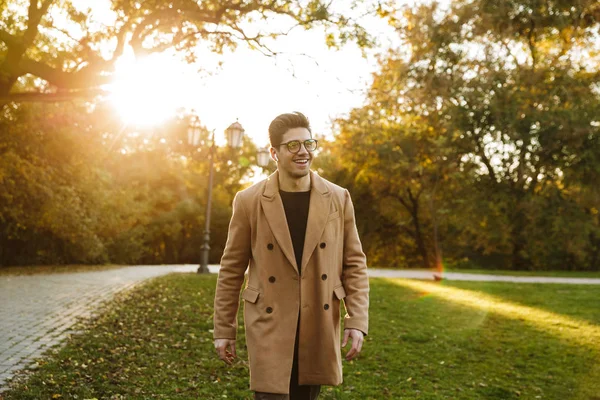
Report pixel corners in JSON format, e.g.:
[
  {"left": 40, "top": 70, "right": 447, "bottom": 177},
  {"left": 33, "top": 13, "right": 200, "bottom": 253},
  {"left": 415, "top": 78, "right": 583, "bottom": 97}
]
[{"left": 270, "top": 127, "right": 314, "bottom": 179}]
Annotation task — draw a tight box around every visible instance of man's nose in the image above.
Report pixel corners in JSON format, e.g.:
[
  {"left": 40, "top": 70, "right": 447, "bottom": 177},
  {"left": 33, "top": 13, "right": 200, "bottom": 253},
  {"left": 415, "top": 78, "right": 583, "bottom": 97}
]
[{"left": 297, "top": 143, "right": 310, "bottom": 155}]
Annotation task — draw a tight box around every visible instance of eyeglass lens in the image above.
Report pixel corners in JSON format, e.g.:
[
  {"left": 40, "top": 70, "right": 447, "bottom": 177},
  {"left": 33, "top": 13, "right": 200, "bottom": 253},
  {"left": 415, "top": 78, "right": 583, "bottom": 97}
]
[{"left": 287, "top": 140, "right": 317, "bottom": 153}]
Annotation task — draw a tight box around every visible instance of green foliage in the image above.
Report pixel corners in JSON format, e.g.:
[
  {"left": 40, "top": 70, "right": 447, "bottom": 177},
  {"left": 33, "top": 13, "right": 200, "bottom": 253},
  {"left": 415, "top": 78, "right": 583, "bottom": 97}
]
[
  {"left": 0, "top": 102, "right": 111, "bottom": 264},
  {"left": 0, "top": 102, "right": 256, "bottom": 265},
  {"left": 324, "top": 0, "right": 600, "bottom": 271}
]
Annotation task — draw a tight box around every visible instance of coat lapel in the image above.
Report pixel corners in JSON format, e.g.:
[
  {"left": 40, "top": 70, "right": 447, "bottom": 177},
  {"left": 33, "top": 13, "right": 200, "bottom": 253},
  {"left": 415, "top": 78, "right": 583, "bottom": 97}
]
[
  {"left": 260, "top": 171, "right": 298, "bottom": 274},
  {"left": 300, "top": 171, "right": 332, "bottom": 273}
]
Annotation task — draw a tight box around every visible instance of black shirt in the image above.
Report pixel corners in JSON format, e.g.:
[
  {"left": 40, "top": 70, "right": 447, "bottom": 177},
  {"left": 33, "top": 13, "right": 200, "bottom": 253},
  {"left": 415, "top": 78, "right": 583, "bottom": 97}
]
[{"left": 280, "top": 190, "right": 310, "bottom": 274}]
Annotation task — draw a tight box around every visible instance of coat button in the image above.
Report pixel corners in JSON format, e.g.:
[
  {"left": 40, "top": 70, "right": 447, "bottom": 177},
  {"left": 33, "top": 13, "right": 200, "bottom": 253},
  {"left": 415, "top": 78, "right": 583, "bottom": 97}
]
[
  {"left": 267, "top": 243, "right": 274, "bottom": 250},
  {"left": 269, "top": 276, "right": 276, "bottom": 283},
  {"left": 320, "top": 242, "right": 326, "bottom": 249},
  {"left": 324, "top": 304, "right": 330, "bottom": 310},
  {"left": 321, "top": 274, "right": 327, "bottom": 280},
  {"left": 266, "top": 307, "right": 273, "bottom": 314}
]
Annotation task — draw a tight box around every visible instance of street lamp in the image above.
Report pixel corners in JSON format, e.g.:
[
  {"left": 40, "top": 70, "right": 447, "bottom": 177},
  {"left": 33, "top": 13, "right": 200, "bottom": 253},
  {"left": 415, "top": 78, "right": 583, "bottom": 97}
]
[
  {"left": 188, "top": 115, "right": 202, "bottom": 147},
  {"left": 226, "top": 121, "right": 245, "bottom": 149},
  {"left": 190, "top": 117, "right": 245, "bottom": 274},
  {"left": 256, "top": 147, "right": 271, "bottom": 167}
]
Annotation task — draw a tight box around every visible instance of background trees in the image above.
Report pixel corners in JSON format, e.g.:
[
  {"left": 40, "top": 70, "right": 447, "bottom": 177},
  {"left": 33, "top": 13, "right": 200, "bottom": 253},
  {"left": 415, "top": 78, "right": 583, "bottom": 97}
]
[
  {"left": 2, "top": 0, "right": 598, "bottom": 271},
  {"left": 0, "top": 100, "right": 260, "bottom": 265},
  {"left": 323, "top": 0, "right": 600, "bottom": 271}
]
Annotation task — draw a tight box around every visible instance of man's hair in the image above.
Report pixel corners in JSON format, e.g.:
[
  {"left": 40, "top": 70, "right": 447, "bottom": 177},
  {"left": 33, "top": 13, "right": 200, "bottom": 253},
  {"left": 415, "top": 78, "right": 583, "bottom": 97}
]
[{"left": 268, "top": 112, "right": 312, "bottom": 146}]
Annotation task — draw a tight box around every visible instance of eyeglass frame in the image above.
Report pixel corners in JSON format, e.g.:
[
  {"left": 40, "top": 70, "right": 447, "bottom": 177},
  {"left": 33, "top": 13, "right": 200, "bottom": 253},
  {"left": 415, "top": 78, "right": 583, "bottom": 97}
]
[{"left": 275, "top": 139, "right": 319, "bottom": 154}]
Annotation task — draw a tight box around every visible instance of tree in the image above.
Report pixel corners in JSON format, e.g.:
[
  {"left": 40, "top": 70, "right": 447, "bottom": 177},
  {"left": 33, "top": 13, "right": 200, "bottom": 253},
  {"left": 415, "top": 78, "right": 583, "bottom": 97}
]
[
  {"left": 323, "top": 103, "right": 459, "bottom": 269},
  {"left": 0, "top": 100, "right": 259, "bottom": 266},
  {"left": 0, "top": 0, "right": 372, "bottom": 103},
  {"left": 327, "top": 0, "right": 600, "bottom": 270},
  {"left": 0, "top": 101, "right": 115, "bottom": 264}
]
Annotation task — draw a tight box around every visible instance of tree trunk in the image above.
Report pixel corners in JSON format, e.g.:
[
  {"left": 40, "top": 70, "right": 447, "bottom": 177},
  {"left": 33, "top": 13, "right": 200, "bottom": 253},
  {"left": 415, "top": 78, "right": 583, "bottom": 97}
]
[
  {"left": 408, "top": 190, "right": 430, "bottom": 269},
  {"left": 510, "top": 198, "right": 528, "bottom": 270},
  {"left": 430, "top": 207, "right": 442, "bottom": 274},
  {"left": 398, "top": 188, "right": 430, "bottom": 269},
  {"left": 412, "top": 210, "right": 430, "bottom": 269},
  {"left": 589, "top": 232, "right": 600, "bottom": 271}
]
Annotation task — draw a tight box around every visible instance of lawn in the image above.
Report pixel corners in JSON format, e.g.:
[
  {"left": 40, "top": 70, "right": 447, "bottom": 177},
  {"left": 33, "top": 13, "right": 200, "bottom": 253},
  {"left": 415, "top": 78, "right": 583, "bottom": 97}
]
[{"left": 2, "top": 274, "right": 599, "bottom": 399}]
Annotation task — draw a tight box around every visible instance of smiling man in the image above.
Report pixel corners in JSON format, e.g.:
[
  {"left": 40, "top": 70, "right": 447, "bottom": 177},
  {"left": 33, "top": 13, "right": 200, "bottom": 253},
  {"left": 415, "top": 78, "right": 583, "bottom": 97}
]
[{"left": 213, "top": 112, "right": 369, "bottom": 399}]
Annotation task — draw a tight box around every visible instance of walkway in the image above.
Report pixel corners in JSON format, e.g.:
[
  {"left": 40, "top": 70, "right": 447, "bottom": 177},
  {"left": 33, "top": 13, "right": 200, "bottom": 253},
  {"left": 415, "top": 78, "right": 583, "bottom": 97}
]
[
  {"left": 0, "top": 265, "right": 196, "bottom": 390},
  {"left": 367, "top": 268, "right": 600, "bottom": 284}
]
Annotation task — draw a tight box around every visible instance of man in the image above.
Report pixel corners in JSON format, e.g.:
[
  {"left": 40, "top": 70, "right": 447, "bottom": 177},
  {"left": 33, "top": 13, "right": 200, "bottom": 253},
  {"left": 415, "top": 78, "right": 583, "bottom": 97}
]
[{"left": 213, "top": 112, "right": 369, "bottom": 399}]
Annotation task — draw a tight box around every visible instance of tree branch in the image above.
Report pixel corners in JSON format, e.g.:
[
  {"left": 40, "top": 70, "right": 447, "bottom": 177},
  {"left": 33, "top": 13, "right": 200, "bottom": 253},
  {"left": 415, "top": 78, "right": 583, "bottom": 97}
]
[
  {"left": 113, "top": 20, "right": 132, "bottom": 60},
  {"left": 0, "top": 88, "right": 106, "bottom": 103},
  {"left": 24, "top": 0, "right": 54, "bottom": 46},
  {"left": 475, "top": 136, "right": 498, "bottom": 182},
  {"left": 230, "top": 23, "right": 277, "bottom": 56},
  {"left": 18, "top": 57, "right": 113, "bottom": 89},
  {"left": 395, "top": 192, "right": 415, "bottom": 215},
  {"left": 0, "top": 30, "right": 21, "bottom": 48},
  {"left": 130, "top": 8, "right": 181, "bottom": 54}
]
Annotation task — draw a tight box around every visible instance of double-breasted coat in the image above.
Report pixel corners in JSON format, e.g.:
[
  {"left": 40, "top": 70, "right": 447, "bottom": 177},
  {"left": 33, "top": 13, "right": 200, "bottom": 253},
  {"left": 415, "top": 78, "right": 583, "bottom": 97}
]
[{"left": 213, "top": 170, "right": 369, "bottom": 394}]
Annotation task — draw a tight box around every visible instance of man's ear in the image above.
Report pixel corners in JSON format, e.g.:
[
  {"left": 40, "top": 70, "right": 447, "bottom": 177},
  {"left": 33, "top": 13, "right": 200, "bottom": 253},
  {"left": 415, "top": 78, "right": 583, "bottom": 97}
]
[{"left": 270, "top": 147, "right": 278, "bottom": 162}]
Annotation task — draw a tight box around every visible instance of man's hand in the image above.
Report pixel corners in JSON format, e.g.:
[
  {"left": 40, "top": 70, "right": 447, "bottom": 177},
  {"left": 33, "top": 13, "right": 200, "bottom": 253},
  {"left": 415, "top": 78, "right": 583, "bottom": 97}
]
[
  {"left": 214, "top": 338, "right": 236, "bottom": 365},
  {"left": 342, "top": 329, "right": 364, "bottom": 361}
]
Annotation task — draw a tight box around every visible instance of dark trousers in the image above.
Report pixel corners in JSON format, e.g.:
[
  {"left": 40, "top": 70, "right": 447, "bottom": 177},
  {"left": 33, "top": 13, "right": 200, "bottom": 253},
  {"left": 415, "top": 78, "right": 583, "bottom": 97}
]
[{"left": 254, "top": 316, "right": 321, "bottom": 400}]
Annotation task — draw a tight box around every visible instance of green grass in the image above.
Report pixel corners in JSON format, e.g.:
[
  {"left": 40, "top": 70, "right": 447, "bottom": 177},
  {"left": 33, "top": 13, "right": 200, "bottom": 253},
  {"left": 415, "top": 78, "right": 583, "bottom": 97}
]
[{"left": 2, "top": 274, "right": 600, "bottom": 399}]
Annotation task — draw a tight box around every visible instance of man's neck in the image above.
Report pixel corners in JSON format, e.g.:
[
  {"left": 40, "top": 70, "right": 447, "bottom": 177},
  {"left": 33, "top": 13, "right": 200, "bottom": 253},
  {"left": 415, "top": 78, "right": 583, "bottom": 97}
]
[{"left": 278, "top": 170, "right": 311, "bottom": 192}]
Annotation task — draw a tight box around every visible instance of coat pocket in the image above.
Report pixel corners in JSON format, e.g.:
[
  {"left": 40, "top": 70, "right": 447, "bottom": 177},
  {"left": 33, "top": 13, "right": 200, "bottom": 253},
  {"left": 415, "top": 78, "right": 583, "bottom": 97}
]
[
  {"left": 333, "top": 285, "right": 347, "bottom": 300},
  {"left": 242, "top": 287, "right": 260, "bottom": 303},
  {"left": 327, "top": 210, "right": 340, "bottom": 222}
]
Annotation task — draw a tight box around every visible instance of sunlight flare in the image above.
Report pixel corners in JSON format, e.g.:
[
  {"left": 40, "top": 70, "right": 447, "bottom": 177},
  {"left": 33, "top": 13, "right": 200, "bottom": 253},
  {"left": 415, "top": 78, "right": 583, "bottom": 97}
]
[
  {"left": 388, "top": 278, "right": 600, "bottom": 349},
  {"left": 108, "top": 53, "right": 194, "bottom": 126}
]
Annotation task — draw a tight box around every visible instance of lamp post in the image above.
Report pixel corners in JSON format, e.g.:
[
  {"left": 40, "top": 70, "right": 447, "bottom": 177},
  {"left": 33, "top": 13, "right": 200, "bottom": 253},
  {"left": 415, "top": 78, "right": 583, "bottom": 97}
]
[
  {"left": 198, "top": 128, "right": 216, "bottom": 274},
  {"left": 256, "top": 147, "right": 271, "bottom": 168},
  {"left": 188, "top": 117, "right": 245, "bottom": 274},
  {"left": 188, "top": 115, "right": 202, "bottom": 147}
]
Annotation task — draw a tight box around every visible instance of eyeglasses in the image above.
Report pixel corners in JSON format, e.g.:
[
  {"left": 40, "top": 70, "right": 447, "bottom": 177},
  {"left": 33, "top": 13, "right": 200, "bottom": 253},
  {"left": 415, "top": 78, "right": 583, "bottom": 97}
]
[{"left": 277, "top": 139, "right": 318, "bottom": 154}]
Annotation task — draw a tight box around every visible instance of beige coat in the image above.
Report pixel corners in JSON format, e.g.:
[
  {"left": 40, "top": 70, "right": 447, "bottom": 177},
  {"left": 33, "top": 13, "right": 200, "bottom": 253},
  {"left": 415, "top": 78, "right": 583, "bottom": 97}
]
[{"left": 213, "top": 170, "right": 369, "bottom": 394}]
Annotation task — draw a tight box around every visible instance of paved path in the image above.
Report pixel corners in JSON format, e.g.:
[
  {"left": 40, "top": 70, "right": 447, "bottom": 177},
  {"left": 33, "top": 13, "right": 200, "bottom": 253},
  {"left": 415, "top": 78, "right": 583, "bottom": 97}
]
[
  {"left": 0, "top": 265, "right": 196, "bottom": 391},
  {"left": 367, "top": 268, "right": 600, "bottom": 284},
  {"left": 1, "top": 264, "right": 599, "bottom": 391},
  {"left": 209, "top": 265, "right": 600, "bottom": 284}
]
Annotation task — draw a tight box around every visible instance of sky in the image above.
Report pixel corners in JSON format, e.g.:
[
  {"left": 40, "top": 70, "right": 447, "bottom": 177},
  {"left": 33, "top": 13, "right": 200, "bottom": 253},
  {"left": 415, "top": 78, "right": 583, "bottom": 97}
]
[
  {"left": 101, "top": 2, "right": 401, "bottom": 147},
  {"left": 187, "top": 24, "right": 397, "bottom": 147}
]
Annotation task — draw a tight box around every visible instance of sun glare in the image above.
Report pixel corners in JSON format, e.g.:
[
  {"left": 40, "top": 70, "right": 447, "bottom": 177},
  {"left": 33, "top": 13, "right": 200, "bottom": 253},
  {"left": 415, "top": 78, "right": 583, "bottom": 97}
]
[
  {"left": 109, "top": 53, "right": 193, "bottom": 126},
  {"left": 389, "top": 278, "right": 600, "bottom": 350}
]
